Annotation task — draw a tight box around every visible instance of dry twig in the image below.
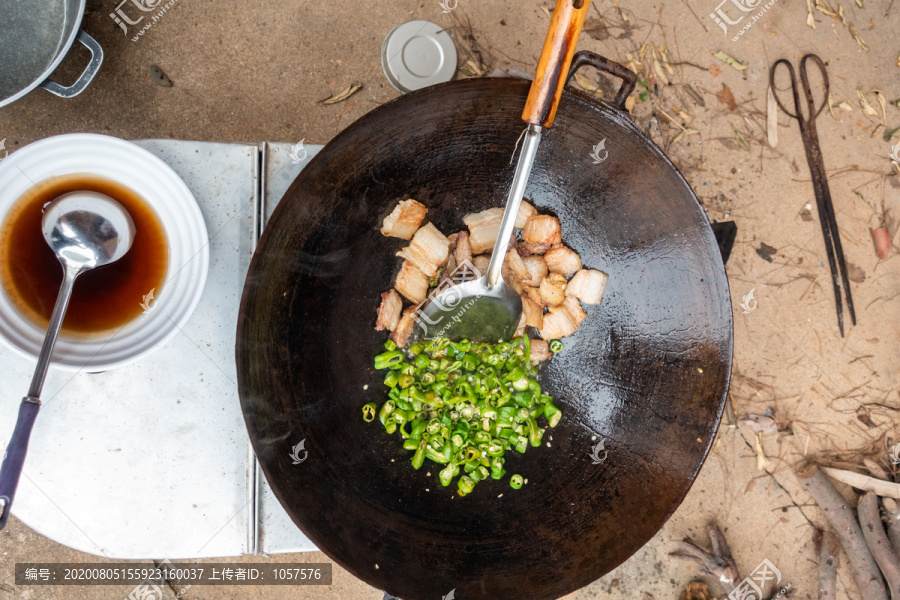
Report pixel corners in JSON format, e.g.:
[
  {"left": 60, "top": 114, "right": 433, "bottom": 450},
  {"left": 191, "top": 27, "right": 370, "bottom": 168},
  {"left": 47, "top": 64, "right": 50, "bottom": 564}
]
[
  {"left": 814, "top": 528, "right": 839, "bottom": 600},
  {"left": 859, "top": 492, "right": 900, "bottom": 596},
  {"left": 797, "top": 464, "right": 888, "bottom": 600},
  {"left": 669, "top": 523, "right": 741, "bottom": 591}
]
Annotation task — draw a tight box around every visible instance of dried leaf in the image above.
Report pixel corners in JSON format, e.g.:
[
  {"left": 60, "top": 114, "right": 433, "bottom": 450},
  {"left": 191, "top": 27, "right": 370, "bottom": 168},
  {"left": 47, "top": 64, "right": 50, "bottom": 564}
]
[
  {"left": 639, "top": 43, "right": 650, "bottom": 62},
  {"left": 540, "top": 4, "right": 552, "bottom": 18},
  {"left": 827, "top": 93, "right": 840, "bottom": 120},
  {"left": 755, "top": 433, "right": 770, "bottom": 471},
  {"left": 807, "top": 0, "right": 817, "bottom": 28},
  {"left": 846, "top": 262, "right": 866, "bottom": 283},
  {"left": 624, "top": 51, "right": 641, "bottom": 75},
  {"left": 730, "top": 123, "right": 751, "bottom": 152},
  {"left": 837, "top": 100, "right": 854, "bottom": 112},
  {"left": 716, "top": 84, "right": 738, "bottom": 111},
  {"left": 756, "top": 242, "right": 777, "bottom": 261},
  {"left": 653, "top": 57, "right": 670, "bottom": 86},
  {"left": 767, "top": 86, "right": 778, "bottom": 147},
  {"left": 857, "top": 86, "right": 878, "bottom": 116},
  {"left": 855, "top": 0, "right": 863, "bottom": 6},
  {"left": 624, "top": 96, "right": 636, "bottom": 113},
  {"left": 320, "top": 83, "right": 362, "bottom": 105},
  {"left": 672, "top": 128, "right": 699, "bottom": 144},
  {"left": 886, "top": 126, "right": 900, "bottom": 141},
  {"left": 708, "top": 64, "right": 721, "bottom": 77},
  {"left": 583, "top": 18, "right": 610, "bottom": 41},
  {"left": 460, "top": 59, "right": 485, "bottom": 77},
  {"left": 711, "top": 51, "right": 748, "bottom": 72},
  {"left": 849, "top": 24, "right": 870, "bottom": 51},
  {"left": 684, "top": 84, "right": 705, "bottom": 107},
  {"left": 680, "top": 582, "right": 713, "bottom": 600},
  {"left": 815, "top": 0, "right": 838, "bottom": 17},
  {"left": 573, "top": 72, "right": 603, "bottom": 98},
  {"left": 658, "top": 46, "right": 675, "bottom": 75},
  {"left": 676, "top": 108, "right": 695, "bottom": 123},
  {"left": 837, "top": 4, "right": 847, "bottom": 25},
  {"left": 872, "top": 89, "right": 888, "bottom": 125}
]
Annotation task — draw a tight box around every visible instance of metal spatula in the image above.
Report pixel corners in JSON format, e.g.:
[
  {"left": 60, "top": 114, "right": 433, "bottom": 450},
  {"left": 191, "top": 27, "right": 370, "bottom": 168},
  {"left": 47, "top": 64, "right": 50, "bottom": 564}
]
[{"left": 417, "top": 0, "right": 592, "bottom": 342}]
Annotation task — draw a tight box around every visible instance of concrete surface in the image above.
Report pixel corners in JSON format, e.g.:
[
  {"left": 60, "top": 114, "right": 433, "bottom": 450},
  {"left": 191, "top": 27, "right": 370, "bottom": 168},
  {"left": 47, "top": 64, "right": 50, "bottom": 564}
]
[{"left": 1, "top": 0, "right": 899, "bottom": 598}]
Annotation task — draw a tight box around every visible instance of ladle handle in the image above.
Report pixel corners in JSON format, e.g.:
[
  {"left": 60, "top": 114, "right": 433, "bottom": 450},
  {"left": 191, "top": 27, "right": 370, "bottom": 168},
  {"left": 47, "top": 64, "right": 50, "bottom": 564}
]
[
  {"left": 0, "top": 400, "right": 40, "bottom": 529},
  {"left": 0, "top": 265, "right": 78, "bottom": 529},
  {"left": 522, "top": 0, "right": 592, "bottom": 128}
]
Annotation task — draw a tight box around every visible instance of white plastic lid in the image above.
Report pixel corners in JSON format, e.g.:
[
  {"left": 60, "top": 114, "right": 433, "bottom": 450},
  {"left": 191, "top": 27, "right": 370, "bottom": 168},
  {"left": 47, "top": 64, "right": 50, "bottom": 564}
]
[{"left": 381, "top": 20, "right": 458, "bottom": 93}]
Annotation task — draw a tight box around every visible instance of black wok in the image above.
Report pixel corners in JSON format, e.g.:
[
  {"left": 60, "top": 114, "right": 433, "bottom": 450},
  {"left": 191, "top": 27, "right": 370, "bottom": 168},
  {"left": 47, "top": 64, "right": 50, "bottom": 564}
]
[{"left": 236, "top": 53, "right": 733, "bottom": 600}]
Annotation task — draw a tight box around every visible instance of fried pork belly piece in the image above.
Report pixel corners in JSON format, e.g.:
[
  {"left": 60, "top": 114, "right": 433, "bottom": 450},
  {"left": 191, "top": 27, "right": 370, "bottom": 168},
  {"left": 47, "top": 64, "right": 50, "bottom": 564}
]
[
  {"left": 543, "top": 245, "right": 582, "bottom": 278},
  {"left": 505, "top": 248, "right": 530, "bottom": 284},
  {"left": 517, "top": 241, "right": 552, "bottom": 256},
  {"left": 381, "top": 199, "right": 428, "bottom": 240},
  {"left": 522, "top": 285, "right": 543, "bottom": 306},
  {"left": 539, "top": 296, "right": 587, "bottom": 339},
  {"left": 513, "top": 311, "right": 526, "bottom": 339},
  {"left": 530, "top": 338, "right": 552, "bottom": 363},
  {"left": 501, "top": 261, "right": 524, "bottom": 295},
  {"left": 391, "top": 305, "right": 419, "bottom": 348},
  {"left": 539, "top": 273, "right": 567, "bottom": 307},
  {"left": 563, "top": 296, "right": 587, "bottom": 327},
  {"left": 375, "top": 289, "right": 403, "bottom": 331},
  {"left": 521, "top": 296, "right": 544, "bottom": 329},
  {"left": 396, "top": 223, "right": 450, "bottom": 277},
  {"left": 521, "top": 255, "right": 549, "bottom": 286},
  {"left": 522, "top": 215, "right": 562, "bottom": 246},
  {"left": 463, "top": 208, "right": 504, "bottom": 255},
  {"left": 395, "top": 260, "right": 429, "bottom": 304},
  {"left": 515, "top": 200, "right": 538, "bottom": 229},
  {"left": 472, "top": 255, "right": 490, "bottom": 275},
  {"left": 566, "top": 269, "right": 609, "bottom": 305},
  {"left": 455, "top": 231, "right": 473, "bottom": 266}
]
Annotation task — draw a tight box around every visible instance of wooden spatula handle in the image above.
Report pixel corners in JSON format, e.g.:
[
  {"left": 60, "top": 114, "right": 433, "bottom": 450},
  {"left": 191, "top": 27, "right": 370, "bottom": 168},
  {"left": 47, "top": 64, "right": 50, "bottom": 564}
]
[{"left": 522, "top": 0, "right": 592, "bottom": 128}]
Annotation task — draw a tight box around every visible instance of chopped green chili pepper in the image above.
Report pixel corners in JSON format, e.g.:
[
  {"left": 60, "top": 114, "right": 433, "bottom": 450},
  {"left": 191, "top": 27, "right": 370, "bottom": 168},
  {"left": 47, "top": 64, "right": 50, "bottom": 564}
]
[
  {"left": 367, "top": 336, "right": 562, "bottom": 496},
  {"left": 374, "top": 350, "right": 405, "bottom": 370},
  {"left": 549, "top": 339, "right": 563, "bottom": 353},
  {"left": 510, "top": 474, "right": 524, "bottom": 489}
]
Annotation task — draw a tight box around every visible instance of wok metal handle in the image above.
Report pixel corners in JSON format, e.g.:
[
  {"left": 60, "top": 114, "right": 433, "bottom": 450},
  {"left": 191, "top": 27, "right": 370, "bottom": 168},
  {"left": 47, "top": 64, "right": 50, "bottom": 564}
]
[
  {"left": 522, "top": 0, "right": 592, "bottom": 128},
  {"left": 40, "top": 30, "right": 104, "bottom": 99},
  {"left": 565, "top": 50, "right": 637, "bottom": 112}
]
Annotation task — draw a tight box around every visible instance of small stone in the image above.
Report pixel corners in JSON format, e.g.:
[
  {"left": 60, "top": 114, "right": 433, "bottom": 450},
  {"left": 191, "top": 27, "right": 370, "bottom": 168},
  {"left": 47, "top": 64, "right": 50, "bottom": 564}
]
[{"left": 149, "top": 65, "right": 172, "bottom": 87}]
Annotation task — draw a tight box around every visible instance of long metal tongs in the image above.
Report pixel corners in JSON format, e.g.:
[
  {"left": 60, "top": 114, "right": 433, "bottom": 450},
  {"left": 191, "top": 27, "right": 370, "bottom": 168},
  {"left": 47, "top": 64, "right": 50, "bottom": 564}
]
[{"left": 769, "top": 54, "right": 856, "bottom": 336}]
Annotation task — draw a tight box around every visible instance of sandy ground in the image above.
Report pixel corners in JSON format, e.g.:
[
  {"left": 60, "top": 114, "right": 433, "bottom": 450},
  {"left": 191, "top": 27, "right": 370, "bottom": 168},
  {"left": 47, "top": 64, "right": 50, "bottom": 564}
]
[{"left": 1, "top": 0, "right": 899, "bottom": 598}]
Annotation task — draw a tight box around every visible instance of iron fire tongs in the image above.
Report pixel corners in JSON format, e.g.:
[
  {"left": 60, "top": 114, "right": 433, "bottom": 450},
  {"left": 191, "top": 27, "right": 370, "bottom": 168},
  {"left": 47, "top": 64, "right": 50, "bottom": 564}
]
[{"left": 769, "top": 54, "right": 856, "bottom": 336}]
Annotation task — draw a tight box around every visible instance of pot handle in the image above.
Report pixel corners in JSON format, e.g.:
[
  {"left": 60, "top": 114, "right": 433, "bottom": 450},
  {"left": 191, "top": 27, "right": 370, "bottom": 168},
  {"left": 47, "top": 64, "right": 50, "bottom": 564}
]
[
  {"left": 565, "top": 50, "right": 637, "bottom": 112},
  {"left": 522, "top": 0, "right": 591, "bottom": 128},
  {"left": 39, "top": 30, "right": 104, "bottom": 99}
]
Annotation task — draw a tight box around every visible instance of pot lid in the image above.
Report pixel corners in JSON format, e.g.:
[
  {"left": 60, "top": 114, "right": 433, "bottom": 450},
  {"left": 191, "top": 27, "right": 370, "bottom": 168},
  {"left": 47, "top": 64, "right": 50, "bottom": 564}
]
[{"left": 381, "top": 20, "right": 457, "bottom": 93}]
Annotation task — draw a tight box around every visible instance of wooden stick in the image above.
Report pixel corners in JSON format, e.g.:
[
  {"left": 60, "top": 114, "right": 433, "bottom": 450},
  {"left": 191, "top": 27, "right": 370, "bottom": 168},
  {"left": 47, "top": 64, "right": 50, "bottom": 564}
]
[
  {"left": 814, "top": 528, "right": 840, "bottom": 600},
  {"left": 797, "top": 464, "right": 889, "bottom": 600},
  {"left": 859, "top": 492, "right": 900, "bottom": 597},
  {"left": 883, "top": 498, "right": 900, "bottom": 558},
  {"left": 821, "top": 466, "right": 900, "bottom": 500}
]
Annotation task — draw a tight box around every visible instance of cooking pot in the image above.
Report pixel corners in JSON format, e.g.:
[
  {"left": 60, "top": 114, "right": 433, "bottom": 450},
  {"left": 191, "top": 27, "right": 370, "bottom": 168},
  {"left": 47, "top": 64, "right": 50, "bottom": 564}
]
[{"left": 0, "top": 0, "right": 103, "bottom": 108}]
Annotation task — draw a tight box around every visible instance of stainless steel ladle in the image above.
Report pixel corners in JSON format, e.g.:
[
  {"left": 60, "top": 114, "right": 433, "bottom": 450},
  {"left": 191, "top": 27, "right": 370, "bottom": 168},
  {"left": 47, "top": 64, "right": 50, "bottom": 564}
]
[{"left": 0, "top": 191, "right": 135, "bottom": 529}]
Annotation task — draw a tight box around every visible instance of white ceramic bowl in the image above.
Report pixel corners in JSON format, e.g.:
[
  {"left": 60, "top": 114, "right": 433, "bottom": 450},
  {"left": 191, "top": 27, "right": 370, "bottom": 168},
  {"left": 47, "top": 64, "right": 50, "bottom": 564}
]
[{"left": 0, "top": 134, "right": 209, "bottom": 371}]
